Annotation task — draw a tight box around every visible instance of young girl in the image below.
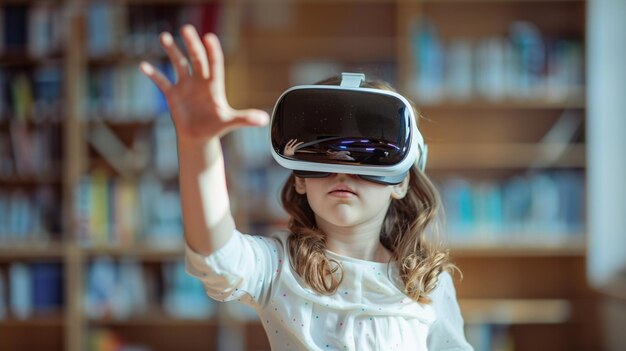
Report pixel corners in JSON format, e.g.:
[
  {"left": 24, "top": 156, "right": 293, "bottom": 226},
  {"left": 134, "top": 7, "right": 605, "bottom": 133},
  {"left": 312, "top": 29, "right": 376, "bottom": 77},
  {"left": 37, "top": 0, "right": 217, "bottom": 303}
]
[{"left": 140, "top": 25, "right": 473, "bottom": 350}]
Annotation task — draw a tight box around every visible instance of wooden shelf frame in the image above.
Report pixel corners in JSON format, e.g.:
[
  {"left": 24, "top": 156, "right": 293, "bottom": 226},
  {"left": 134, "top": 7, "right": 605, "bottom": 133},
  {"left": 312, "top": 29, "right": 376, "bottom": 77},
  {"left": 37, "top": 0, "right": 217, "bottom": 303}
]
[{"left": 0, "top": 0, "right": 591, "bottom": 350}]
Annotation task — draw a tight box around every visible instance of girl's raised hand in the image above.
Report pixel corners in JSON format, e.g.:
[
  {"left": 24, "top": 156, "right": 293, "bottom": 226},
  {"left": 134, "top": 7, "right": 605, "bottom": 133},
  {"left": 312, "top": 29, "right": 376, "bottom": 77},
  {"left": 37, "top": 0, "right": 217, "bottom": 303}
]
[{"left": 139, "top": 25, "right": 269, "bottom": 143}]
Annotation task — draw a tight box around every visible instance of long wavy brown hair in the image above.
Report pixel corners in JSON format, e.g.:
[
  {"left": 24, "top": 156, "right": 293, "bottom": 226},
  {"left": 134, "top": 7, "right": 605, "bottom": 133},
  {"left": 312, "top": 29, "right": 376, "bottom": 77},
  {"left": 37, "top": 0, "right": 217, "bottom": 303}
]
[{"left": 281, "top": 76, "right": 458, "bottom": 304}]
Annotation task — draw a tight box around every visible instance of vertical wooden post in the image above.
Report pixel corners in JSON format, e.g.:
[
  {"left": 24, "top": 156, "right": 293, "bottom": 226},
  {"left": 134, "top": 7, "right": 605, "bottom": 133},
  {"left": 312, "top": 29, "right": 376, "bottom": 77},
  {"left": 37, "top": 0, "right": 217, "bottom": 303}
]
[
  {"left": 396, "top": 0, "right": 421, "bottom": 95},
  {"left": 63, "top": 2, "right": 86, "bottom": 351}
]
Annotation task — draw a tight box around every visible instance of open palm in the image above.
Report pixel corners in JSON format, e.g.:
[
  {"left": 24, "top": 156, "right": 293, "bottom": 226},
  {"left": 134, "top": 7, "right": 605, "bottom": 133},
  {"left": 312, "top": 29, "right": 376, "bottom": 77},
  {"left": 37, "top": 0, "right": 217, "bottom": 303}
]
[{"left": 140, "top": 25, "right": 268, "bottom": 143}]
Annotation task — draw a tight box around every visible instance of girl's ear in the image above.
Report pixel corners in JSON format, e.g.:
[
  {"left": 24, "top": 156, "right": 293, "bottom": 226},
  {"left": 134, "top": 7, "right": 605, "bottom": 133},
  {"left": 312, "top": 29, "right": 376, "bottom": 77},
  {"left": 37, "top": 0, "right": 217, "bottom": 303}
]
[
  {"left": 391, "top": 174, "right": 410, "bottom": 200},
  {"left": 294, "top": 176, "right": 307, "bottom": 194}
]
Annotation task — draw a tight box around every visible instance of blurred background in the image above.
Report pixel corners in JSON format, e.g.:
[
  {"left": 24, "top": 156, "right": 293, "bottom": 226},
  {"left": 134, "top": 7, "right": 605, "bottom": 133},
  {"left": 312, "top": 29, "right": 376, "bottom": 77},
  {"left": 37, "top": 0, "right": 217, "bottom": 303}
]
[{"left": 0, "top": 0, "right": 624, "bottom": 350}]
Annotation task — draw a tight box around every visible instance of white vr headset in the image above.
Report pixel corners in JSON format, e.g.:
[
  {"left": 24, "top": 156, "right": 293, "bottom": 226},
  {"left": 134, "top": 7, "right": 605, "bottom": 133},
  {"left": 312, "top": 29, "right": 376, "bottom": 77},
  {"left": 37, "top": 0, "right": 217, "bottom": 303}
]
[{"left": 270, "top": 72, "right": 427, "bottom": 185}]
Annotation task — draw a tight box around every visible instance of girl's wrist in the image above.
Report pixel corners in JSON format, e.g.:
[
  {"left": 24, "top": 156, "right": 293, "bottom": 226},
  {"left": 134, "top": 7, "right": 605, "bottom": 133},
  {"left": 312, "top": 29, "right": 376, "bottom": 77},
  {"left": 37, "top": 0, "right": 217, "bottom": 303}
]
[
  {"left": 177, "top": 136, "right": 222, "bottom": 168},
  {"left": 177, "top": 134, "right": 218, "bottom": 149}
]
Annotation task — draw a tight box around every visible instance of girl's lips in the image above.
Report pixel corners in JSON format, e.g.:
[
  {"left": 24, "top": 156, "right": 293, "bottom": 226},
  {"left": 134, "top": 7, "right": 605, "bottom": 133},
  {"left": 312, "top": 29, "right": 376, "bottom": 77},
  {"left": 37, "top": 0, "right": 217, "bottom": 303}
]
[
  {"left": 328, "top": 184, "right": 357, "bottom": 198},
  {"left": 329, "top": 190, "right": 356, "bottom": 198}
]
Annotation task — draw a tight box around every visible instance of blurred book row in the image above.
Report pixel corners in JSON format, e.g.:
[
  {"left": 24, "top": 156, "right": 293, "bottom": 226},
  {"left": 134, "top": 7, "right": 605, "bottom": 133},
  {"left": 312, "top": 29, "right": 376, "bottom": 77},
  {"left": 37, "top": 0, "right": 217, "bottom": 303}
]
[
  {"left": 0, "top": 186, "right": 61, "bottom": 244},
  {"left": 0, "top": 66, "right": 64, "bottom": 121},
  {"left": 85, "top": 64, "right": 169, "bottom": 122},
  {"left": 0, "top": 3, "right": 65, "bottom": 58},
  {"left": 0, "top": 122, "right": 62, "bottom": 177},
  {"left": 0, "top": 258, "right": 217, "bottom": 322},
  {"left": 411, "top": 19, "right": 584, "bottom": 104},
  {"left": 87, "top": 2, "right": 223, "bottom": 58},
  {"left": 85, "top": 257, "right": 214, "bottom": 321},
  {"left": 75, "top": 172, "right": 183, "bottom": 248},
  {"left": 0, "top": 2, "right": 222, "bottom": 58},
  {"left": 439, "top": 170, "right": 584, "bottom": 242},
  {"left": 0, "top": 262, "right": 64, "bottom": 320}
]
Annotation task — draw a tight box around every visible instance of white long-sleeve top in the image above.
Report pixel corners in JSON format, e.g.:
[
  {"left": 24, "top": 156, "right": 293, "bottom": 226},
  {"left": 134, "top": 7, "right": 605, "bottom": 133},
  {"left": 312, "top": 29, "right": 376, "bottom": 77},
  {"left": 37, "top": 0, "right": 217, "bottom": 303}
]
[{"left": 185, "top": 230, "right": 473, "bottom": 351}]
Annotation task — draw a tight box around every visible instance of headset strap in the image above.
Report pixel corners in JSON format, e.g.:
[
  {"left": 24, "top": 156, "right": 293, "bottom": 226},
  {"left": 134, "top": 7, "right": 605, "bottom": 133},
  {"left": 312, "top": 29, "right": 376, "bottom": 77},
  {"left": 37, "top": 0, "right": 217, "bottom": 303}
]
[{"left": 340, "top": 72, "right": 365, "bottom": 87}]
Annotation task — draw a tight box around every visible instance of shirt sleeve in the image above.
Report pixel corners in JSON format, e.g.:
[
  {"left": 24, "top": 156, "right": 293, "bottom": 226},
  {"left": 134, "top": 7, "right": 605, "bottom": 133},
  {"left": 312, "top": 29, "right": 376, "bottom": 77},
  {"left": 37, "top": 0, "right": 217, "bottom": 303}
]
[
  {"left": 427, "top": 272, "right": 474, "bottom": 351},
  {"left": 184, "top": 230, "right": 281, "bottom": 307}
]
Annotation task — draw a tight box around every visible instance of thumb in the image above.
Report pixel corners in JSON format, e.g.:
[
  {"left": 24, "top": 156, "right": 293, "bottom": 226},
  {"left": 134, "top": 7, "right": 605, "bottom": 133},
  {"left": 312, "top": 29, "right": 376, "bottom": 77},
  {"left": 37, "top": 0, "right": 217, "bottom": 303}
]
[{"left": 227, "top": 109, "right": 270, "bottom": 128}]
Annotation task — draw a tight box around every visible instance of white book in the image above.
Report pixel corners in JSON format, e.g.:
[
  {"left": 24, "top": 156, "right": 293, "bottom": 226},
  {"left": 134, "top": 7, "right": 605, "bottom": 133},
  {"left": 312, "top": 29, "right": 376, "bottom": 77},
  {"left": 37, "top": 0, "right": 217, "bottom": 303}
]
[
  {"left": 88, "top": 2, "right": 116, "bottom": 57},
  {"left": 9, "top": 190, "right": 30, "bottom": 239},
  {"left": 84, "top": 256, "right": 117, "bottom": 319},
  {"left": 163, "top": 260, "right": 214, "bottom": 319},
  {"left": 475, "top": 37, "right": 507, "bottom": 101},
  {"left": 231, "top": 125, "right": 271, "bottom": 168},
  {"left": 445, "top": 39, "right": 473, "bottom": 101},
  {"left": 529, "top": 173, "right": 561, "bottom": 235},
  {"left": 9, "top": 263, "right": 33, "bottom": 320},
  {"left": 112, "top": 259, "right": 147, "bottom": 319},
  {"left": 28, "top": 3, "right": 53, "bottom": 58},
  {"left": 131, "top": 64, "right": 157, "bottom": 119},
  {"left": 153, "top": 118, "right": 179, "bottom": 179}
]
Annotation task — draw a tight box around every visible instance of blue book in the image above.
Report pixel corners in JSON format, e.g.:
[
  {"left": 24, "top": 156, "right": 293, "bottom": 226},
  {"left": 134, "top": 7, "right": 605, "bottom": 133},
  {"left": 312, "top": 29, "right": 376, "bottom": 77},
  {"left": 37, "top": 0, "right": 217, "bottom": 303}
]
[
  {"left": 4, "top": 5, "right": 28, "bottom": 51},
  {"left": 0, "top": 270, "right": 6, "bottom": 319},
  {"left": 32, "top": 262, "right": 63, "bottom": 313}
]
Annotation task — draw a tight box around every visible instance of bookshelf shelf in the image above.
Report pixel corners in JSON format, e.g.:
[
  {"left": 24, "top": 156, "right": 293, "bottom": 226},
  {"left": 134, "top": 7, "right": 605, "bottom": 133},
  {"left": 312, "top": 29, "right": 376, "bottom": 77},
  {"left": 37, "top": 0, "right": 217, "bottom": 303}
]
[
  {"left": 420, "top": 0, "right": 584, "bottom": 3},
  {"left": 449, "top": 239, "right": 586, "bottom": 257},
  {"left": 417, "top": 99, "right": 586, "bottom": 110},
  {"left": 0, "top": 314, "right": 65, "bottom": 327},
  {"left": 0, "top": 242, "right": 65, "bottom": 260},
  {"left": 0, "top": 54, "right": 64, "bottom": 67},
  {"left": 459, "top": 298, "right": 571, "bottom": 325},
  {"left": 87, "top": 54, "right": 167, "bottom": 66},
  {"left": 87, "top": 316, "right": 219, "bottom": 327},
  {"left": 0, "top": 175, "right": 62, "bottom": 184},
  {"left": 427, "top": 143, "right": 586, "bottom": 169},
  {"left": 247, "top": 36, "right": 396, "bottom": 62},
  {"left": 80, "top": 245, "right": 184, "bottom": 260}
]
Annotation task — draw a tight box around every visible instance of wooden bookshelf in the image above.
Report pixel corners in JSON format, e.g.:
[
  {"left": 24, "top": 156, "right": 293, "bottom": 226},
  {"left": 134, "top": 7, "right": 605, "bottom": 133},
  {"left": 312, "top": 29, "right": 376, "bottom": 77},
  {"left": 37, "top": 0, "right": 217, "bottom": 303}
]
[{"left": 0, "top": 0, "right": 598, "bottom": 350}]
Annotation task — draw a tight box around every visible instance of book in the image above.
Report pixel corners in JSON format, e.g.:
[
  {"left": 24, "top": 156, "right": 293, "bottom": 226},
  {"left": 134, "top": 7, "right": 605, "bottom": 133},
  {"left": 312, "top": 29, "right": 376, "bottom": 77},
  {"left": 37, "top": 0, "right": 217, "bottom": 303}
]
[
  {"left": 410, "top": 19, "right": 444, "bottom": 103},
  {"left": 84, "top": 256, "right": 117, "bottom": 319},
  {"left": 509, "top": 21, "right": 546, "bottom": 99},
  {"left": 3, "top": 5, "right": 28, "bottom": 52},
  {"left": 87, "top": 2, "right": 119, "bottom": 57},
  {"left": 153, "top": 117, "right": 178, "bottom": 179},
  {"left": 113, "top": 178, "right": 139, "bottom": 246},
  {"left": 90, "top": 170, "right": 111, "bottom": 245},
  {"left": 33, "top": 65, "right": 63, "bottom": 121},
  {"left": 0, "top": 270, "right": 5, "bottom": 319},
  {"left": 445, "top": 39, "right": 473, "bottom": 102},
  {"left": 475, "top": 37, "right": 508, "bottom": 101},
  {"left": 162, "top": 260, "right": 215, "bottom": 319},
  {"left": 9, "top": 262, "right": 33, "bottom": 320},
  {"left": 32, "top": 262, "right": 63, "bottom": 313},
  {"left": 10, "top": 73, "right": 34, "bottom": 120},
  {"left": 27, "top": 2, "right": 62, "bottom": 58},
  {"left": 0, "top": 69, "right": 6, "bottom": 119}
]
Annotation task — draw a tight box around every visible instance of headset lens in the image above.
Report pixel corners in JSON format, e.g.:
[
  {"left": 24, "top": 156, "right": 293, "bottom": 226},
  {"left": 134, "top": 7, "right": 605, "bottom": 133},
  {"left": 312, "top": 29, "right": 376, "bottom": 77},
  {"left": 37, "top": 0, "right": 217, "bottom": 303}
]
[{"left": 271, "top": 88, "right": 413, "bottom": 167}]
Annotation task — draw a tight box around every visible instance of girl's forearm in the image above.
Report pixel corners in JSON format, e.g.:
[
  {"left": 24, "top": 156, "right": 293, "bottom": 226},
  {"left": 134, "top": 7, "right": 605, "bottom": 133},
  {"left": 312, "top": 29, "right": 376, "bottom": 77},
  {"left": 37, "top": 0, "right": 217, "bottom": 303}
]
[{"left": 177, "top": 137, "right": 235, "bottom": 255}]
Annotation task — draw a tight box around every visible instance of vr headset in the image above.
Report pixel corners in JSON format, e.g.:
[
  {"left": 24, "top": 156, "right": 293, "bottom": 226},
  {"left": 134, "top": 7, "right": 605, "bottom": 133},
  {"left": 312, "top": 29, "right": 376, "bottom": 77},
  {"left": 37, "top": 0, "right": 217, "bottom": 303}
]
[{"left": 270, "top": 73, "right": 427, "bottom": 185}]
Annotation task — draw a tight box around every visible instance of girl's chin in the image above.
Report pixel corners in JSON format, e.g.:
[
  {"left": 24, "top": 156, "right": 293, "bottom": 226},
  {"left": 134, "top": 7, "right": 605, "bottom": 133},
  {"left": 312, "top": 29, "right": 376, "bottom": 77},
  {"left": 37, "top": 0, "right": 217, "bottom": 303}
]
[{"left": 319, "top": 212, "right": 361, "bottom": 228}]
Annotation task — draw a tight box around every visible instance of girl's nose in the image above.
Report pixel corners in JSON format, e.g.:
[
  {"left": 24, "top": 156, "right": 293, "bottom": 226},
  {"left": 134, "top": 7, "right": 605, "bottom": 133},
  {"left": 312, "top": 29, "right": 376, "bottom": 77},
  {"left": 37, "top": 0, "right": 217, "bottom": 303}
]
[{"left": 332, "top": 173, "right": 359, "bottom": 181}]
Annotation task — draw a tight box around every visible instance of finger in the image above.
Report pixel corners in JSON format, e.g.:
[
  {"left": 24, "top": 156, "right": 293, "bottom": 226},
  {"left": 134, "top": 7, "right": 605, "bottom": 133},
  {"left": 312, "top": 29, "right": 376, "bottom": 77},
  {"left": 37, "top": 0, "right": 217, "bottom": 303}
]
[
  {"left": 226, "top": 109, "right": 270, "bottom": 129},
  {"left": 295, "top": 142, "right": 304, "bottom": 148},
  {"left": 287, "top": 139, "right": 295, "bottom": 148},
  {"left": 180, "top": 25, "right": 209, "bottom": 78},
  {"left": 160, "top": 31, "right": 190, "bottom": 80},
  {"left": 139, "top": 62, "right": 172, "bottom": 94},
  {"left": 203, "top": 33, "right": 225, "bottom": 89}
]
